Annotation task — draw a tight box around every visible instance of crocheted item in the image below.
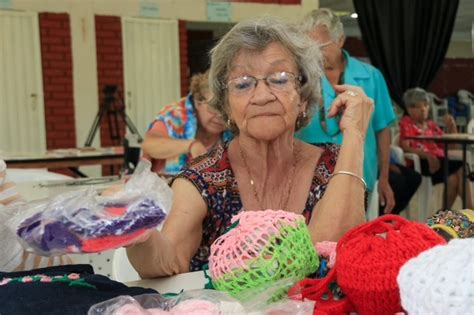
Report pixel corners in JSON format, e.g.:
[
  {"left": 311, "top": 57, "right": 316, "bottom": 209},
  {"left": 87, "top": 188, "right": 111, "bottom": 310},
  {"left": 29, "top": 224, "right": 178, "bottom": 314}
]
[
  {"left": 289, "top": 214, "right": 446, "bottom": 315},
  {"left": 398, "top": 238, "right": 474, "bottom": 315},
  {"left": 0, "top": 273, "right": 96, "bottom": 289},
  {"left": 315, "top": 241, "right": 337, "bottom": 269},
  {"left": 427, "top": 209, "right": 474, "bottom": 239},
  {"left": 16, "top": 199, "right": 166, "bottom": 255},
  {"left": 209, "top": 210, "right": 319, "bottom": 300},
  {"left": 114, "top": 299, "right": 220, "bottom": 315}
]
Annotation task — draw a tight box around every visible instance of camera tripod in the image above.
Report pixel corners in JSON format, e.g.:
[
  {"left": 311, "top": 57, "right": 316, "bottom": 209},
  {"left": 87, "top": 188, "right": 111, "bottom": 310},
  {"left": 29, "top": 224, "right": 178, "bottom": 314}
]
[{"left": 84, "top": 85, "right": 143, "bottom": 147}]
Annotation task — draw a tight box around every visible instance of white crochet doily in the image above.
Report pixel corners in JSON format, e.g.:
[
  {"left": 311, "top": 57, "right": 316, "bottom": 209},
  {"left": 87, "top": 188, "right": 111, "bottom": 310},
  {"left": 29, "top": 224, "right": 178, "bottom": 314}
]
[{"left": 397, "top": 238, "right": 474, "bottom": 315}]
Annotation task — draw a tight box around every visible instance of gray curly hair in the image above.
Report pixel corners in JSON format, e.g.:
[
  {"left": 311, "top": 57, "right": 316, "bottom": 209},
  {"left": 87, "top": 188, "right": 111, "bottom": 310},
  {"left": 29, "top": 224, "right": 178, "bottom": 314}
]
[
  {"left": 208, "top": 15, "right": 323, "bottom": 132},
  {"left": 403, "top": 87, "right": 430, "bottom": 108},
  {"left": 300, "top": 8, "right": 345, "bottom": 42}
]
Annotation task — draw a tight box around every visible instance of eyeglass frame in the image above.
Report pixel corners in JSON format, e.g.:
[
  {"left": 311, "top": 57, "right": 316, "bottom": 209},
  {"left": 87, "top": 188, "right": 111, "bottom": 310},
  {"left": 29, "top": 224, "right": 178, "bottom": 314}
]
[{"left": 223, "top": 71, "right": 303, "bottom": 96}]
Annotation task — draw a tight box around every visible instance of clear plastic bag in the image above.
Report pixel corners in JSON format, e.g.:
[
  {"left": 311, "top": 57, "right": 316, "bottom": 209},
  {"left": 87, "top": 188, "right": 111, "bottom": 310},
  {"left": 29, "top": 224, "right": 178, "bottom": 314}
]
[
  {"left": 87, "top": 290, "right": 245, "bottom": 315},
  {"left": 7, "top": 160, "right": 172, "bottom": 256},
  {"left": 87, "top": 289, "right": 314, "bottom": 315}
]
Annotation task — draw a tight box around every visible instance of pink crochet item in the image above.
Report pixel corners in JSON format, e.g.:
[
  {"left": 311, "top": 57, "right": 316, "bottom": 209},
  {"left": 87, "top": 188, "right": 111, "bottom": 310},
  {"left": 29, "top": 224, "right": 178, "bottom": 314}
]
[
  {"left": 315, "top": 241, "right": 337, "bottom": 268},
  {"left": 209, "top": 210, "right": 301, "bottom": 279},
  {"left": 114, "top": 299, "right": 219, "bottom": 315},
  {"left": 169, "top": 299, "right": 219, "bottom": 315},
  {"left": 209, "top": 209, "right": 319, "bottom": 300}
]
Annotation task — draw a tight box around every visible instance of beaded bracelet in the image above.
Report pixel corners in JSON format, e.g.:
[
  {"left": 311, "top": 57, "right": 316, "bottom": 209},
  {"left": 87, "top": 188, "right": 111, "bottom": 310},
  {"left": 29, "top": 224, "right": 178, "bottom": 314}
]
[{"left": 332, "top": 170, "right": 367, "bottom": 190}]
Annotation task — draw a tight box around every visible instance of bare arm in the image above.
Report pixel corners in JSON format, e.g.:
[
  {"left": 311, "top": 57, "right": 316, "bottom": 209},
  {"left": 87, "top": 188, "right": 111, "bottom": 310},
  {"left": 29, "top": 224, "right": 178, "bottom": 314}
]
[
  {"left": 309, "top": 85, "right": 372, "bottom": 242},
  {"left": 377, "top": 128, "right": 391, "bottom": 181},
  {"left": 126, "top": 178, "right": 207, "bottom": 278},
  {"left": 377, "top": 128, "right": 395, "bottom": 213},
  {"left": 309, "top": 129, "right": 366, "bottom": 242},
  {"left": 142, "top": 130, "right": 194, "bottom": 160}
]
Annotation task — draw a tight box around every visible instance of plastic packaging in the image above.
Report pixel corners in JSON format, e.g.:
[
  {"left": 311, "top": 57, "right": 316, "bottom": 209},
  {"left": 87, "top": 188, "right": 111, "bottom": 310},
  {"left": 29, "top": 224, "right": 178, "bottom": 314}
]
[
  {"left": 7, "top": 160, "right": 172, "bottom": 256},
  {"left": 88, "top": 289, "right": 314, "bottom": 315},
  {"left": 87, "top": 290, "right": 245, "bottom": 315}
]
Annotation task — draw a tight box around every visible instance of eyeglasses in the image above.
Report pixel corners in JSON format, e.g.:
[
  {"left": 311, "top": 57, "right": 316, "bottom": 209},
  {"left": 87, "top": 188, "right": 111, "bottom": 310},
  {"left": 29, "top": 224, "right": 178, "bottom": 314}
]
[{"left": 225, "top": 71, "right": 302, "bottom": 96}]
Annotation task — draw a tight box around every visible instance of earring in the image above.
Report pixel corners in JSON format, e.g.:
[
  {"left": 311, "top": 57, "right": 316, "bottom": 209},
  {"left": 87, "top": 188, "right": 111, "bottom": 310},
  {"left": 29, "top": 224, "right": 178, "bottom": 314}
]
[
  {"left": 302, "top": 111, "right": 307, "bottom": 118},
  {"left": 227, "top": 119, "right": 231, "bottom": 126}
]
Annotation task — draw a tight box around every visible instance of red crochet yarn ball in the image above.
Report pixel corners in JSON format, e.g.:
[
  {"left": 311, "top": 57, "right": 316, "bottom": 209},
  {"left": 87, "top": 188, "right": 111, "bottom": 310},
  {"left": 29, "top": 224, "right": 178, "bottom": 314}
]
[{"left": 335, "top": 215, "right": 446, "bottom": 315}]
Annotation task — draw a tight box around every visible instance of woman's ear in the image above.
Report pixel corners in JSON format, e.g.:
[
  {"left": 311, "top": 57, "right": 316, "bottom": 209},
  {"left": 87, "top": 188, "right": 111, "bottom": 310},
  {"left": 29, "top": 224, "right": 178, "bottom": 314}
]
[
  {"left": 299, "top": 100, "right": 308, "bottom": 114},
  {"left": 337, "top": 35, "right": 346, "bottom": 49}
]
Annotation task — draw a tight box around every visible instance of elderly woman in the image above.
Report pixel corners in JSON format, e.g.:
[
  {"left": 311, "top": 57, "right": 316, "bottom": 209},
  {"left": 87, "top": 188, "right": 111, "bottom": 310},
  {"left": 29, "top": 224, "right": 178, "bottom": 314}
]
[
  {"left": 142, "top": 70, "right": 232, "bottom": 175},
  {"left": 128, "top": 16, "right": 373, "bottom": 278},
  {"left": 399, "top": 87, "right": 472, "bottom": 209}
]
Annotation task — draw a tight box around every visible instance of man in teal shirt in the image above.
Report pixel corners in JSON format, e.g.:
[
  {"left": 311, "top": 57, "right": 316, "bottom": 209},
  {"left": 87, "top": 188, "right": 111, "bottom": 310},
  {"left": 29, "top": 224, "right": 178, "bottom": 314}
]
[{"left": 298, "top": 8, "right": 396, "bottom": 213}]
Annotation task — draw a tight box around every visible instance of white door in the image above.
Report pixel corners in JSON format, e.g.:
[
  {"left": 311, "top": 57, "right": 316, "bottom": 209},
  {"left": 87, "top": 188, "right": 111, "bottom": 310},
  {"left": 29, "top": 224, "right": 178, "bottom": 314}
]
[
  {"left": 0, "top": 11, "right": 46, "bottom": 154},
  {"left": 122, "top": 17, "right": 181, "bottom": 136}
]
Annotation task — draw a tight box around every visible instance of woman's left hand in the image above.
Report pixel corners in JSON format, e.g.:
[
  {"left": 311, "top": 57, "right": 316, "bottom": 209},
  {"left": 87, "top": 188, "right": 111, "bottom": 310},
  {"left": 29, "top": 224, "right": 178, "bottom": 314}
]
[{"left": 328, "top": 84, "right": 374, "bottom": 138}]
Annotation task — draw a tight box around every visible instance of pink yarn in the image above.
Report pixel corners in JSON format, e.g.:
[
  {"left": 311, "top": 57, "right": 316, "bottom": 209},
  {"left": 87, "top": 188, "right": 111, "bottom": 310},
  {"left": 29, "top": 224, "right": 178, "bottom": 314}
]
[
  {"left": 115, "top": 304, "right": 151, "bottom": 314},
  {"left": 209, "top": 210, "right": 304, "bottom": 280},
  {"left": 315, "top": 241, "right": 337, "bottom": 268},
  {"left": 114, "top": 299, "right": 219, "bottom": 315},
  {"left": 170, "top": 299, "right": 219, "bottom": 315}
]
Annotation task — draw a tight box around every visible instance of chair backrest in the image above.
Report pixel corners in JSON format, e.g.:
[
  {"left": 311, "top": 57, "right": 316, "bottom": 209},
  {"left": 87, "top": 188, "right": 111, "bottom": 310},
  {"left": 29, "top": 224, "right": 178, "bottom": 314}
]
[
  {"left": 428, "top": 92, "right": 449, "bottom": 127},
  {"left": 390, "top": 145, "right": 406, "bottom": 166},
  {"left": 467, "top": 119, "right": 474, "bottom": 134},
  {"left": 71, "top": 250, "right": 115, "bottom": 278},
  {"left": 112, "top": 247, "right": 140, "bottom": 283},
  {"left": 392, "top": 132, "right": 400, "bottom": 146}
]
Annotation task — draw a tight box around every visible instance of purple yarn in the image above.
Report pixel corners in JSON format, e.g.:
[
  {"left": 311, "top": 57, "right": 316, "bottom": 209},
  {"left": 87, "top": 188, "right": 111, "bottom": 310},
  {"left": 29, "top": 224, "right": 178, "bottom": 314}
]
[{"left": 17, "top": 198, "right": 167, "bottom": 253}]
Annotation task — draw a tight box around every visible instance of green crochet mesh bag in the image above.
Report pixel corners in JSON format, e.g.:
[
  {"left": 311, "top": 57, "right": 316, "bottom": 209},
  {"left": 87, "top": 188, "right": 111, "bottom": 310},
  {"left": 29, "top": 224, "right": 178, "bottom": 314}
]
[{"left": 208, "top": 210, "right": 319, "bottom": 301}]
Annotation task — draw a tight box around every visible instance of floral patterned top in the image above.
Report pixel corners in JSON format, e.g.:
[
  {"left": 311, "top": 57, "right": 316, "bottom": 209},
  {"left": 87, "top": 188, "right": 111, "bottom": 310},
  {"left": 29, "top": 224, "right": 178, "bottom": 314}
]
[
  {"left": 174, "top": 142, "right": 340, "bottom": 271},
  {"left": 399, "top": 115, "right": 445, "bottom": 158}
]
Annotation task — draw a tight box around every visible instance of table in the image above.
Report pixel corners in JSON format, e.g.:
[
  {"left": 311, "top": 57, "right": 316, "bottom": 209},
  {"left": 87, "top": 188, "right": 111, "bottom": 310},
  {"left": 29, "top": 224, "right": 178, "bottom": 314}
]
[
  {"left": 126, "top": 271, "right": 206, "bottom": 293},
  {"left": 2, "top": 147, "right": 124, "bottom": 177},
  {"left": 16, "top": 176, "right": 121, "bottom": 201},
  {"left": 406, "top": 133, "right": 474, "bottom": 209}
]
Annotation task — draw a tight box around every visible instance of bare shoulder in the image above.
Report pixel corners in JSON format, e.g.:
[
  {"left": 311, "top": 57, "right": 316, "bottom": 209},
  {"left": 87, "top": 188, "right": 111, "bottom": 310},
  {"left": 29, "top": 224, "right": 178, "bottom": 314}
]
[{"left": 295, "top": 140, "right": 324, "bottom": 167}]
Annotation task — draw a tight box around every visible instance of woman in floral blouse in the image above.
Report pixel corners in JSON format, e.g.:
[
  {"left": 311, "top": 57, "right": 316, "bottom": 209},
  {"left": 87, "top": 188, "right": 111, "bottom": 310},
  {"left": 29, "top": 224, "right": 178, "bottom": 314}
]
[{"left": 399, "top": 87, "right": 472, "bottom": 209}]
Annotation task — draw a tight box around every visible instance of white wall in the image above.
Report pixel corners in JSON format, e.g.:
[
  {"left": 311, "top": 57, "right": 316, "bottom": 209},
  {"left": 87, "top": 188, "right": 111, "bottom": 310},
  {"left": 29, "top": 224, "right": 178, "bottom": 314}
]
[
  {"left": 8, "top": 0, "right": 319, "bottom": 148},
  {"left": 446, "top": 40, "right": 473, "bottom": 58}
]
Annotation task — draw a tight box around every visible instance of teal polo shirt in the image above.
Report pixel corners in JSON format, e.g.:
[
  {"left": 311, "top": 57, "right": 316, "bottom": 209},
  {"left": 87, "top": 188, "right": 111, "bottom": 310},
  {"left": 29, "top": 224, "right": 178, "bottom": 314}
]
[{"left": 296, "top": 50, "right": 396, "bottom": 192}]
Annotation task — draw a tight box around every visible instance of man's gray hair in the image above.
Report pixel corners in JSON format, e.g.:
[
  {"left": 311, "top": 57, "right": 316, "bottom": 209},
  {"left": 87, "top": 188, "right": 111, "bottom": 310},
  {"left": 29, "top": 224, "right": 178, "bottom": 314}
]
[
  {"left": 208, "top": 15, "right": 323, "bottom": 132},
  {"left": 403, "top": 87, "right": 430, "bottom": 108},
  {"left": 300, "top": 8, "right": 344, "bottom": 41}
]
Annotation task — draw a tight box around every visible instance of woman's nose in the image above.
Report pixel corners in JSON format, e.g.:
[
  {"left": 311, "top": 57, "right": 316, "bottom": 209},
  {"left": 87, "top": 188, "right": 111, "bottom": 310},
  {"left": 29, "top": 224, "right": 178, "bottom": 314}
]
[{"left": 250, "top": 80, "right": 276, "bottom": 105}]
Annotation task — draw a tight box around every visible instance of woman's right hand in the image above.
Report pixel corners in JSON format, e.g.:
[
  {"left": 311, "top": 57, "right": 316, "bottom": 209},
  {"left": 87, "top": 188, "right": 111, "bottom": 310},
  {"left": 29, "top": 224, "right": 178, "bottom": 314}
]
[{"left": 328, "top": 84, "right": 374, "bottom": 138}]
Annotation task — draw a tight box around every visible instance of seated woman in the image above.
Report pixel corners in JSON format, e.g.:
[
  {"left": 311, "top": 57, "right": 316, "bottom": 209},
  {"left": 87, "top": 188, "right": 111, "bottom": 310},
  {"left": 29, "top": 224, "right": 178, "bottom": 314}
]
[
  {"left": 127, "top": 16, "right": 373, "bottom": 278},
  {"left": 0, "top": 160, "right": 72, "bottom": 271},
  {"left": 399, "top": 87, "right": 473, "bottom": 209},
  {"left": 142, "top": 70, "right": 232, "bottom": 175}
]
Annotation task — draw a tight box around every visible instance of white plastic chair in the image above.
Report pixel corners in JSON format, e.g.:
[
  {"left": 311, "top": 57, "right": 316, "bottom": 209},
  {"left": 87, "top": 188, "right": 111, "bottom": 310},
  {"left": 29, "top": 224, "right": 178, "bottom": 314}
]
[
  {"left": 428, "top": 92, "right": 449, "bottom": 128},
  {"left": 71, "top": 250, "right": 115, "bottom": 278},
  {"left": 111, "top": 247, "right": 140, "bottom": 283},
  {"left": 392, "top": 133, "right": 433, "bottom": 221},
  {"left": 367, "top": 181, "right": 379, "bottom": 221}
]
